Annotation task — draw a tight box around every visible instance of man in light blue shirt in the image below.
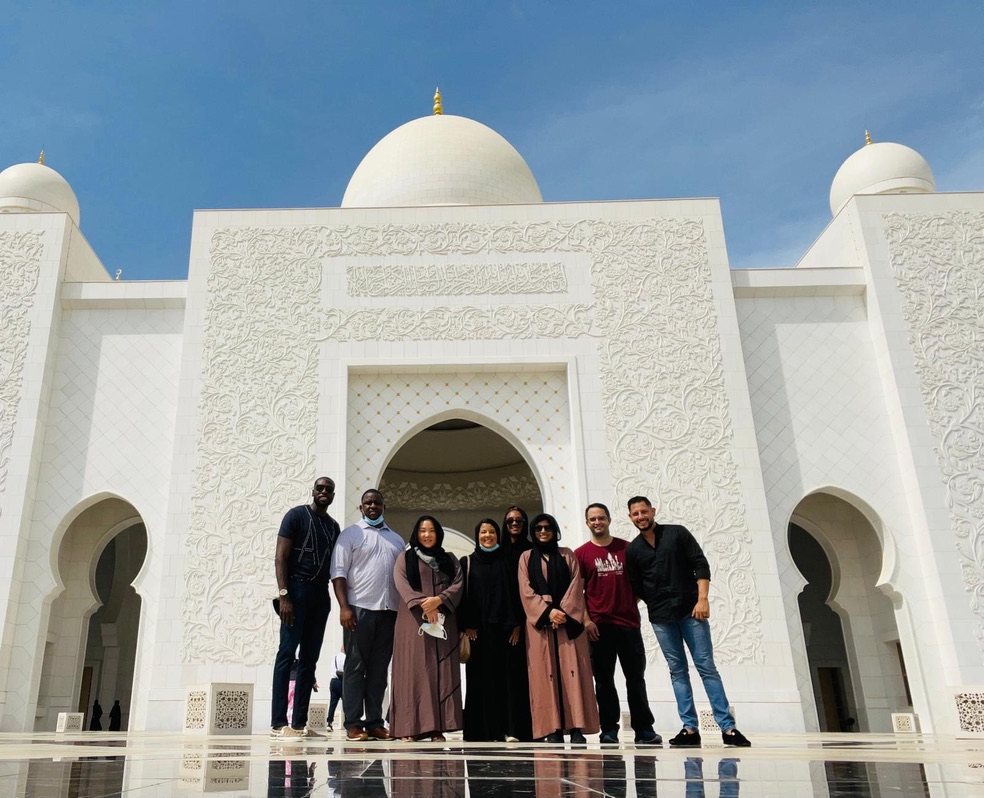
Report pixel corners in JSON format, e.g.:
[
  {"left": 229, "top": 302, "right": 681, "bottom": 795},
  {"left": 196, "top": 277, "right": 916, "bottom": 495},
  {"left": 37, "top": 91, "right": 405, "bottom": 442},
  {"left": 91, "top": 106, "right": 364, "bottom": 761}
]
[{"left": 330, "top": 488, "right": 404, "bottom": 741}]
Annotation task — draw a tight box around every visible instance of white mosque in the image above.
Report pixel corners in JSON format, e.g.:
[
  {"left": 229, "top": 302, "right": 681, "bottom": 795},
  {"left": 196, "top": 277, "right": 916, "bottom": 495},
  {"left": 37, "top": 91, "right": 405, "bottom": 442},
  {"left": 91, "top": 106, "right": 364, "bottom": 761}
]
[{"left": 0, "top": 90, "right": 982, "bottom": 738}]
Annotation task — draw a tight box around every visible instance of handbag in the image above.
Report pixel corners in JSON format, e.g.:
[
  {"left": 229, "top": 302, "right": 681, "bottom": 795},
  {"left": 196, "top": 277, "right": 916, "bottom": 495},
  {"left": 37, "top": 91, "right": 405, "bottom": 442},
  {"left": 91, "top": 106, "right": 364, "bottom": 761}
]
[{"left": 459, "top": 632, "right": 471, "bottom": 664}]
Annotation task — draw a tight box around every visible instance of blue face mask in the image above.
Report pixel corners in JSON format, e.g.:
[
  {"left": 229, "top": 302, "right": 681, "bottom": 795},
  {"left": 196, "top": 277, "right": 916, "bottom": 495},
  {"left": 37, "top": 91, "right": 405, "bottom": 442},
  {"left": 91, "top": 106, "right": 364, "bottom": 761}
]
[
  {"left": 480, "top": 543, "right": 500, "bottom": 552},
  {"left": 363, "top": 515, "right": 385, "bottom": 528}
]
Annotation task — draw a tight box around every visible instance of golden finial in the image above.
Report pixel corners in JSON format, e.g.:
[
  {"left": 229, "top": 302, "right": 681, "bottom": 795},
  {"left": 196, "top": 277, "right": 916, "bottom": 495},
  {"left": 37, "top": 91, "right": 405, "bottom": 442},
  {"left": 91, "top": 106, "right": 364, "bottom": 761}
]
[
  {"left": 38, "top": 149, "right": 45, "bottom": 165},
  {"left": 865, "top": 130, "right": 873, "bottom": 146},
  {"left": 433, "top": 87, "right": 443, "bottom": 116}
]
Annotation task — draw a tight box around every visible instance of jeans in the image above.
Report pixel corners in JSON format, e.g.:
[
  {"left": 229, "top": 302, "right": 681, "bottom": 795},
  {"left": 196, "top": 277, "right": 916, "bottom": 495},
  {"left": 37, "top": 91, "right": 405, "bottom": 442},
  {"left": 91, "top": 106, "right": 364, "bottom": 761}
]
[
  {"left": 271, "top": 578, "right": 331, "bottom": 729},
  {"left": 342, "top": 607, "right": 396, "bottom": 730},
  {"left": 651, "top": 616, "right": 734, "bottom": 731},
  {"left": 589, "top": 623, "right": 655, "bottom": 735}
]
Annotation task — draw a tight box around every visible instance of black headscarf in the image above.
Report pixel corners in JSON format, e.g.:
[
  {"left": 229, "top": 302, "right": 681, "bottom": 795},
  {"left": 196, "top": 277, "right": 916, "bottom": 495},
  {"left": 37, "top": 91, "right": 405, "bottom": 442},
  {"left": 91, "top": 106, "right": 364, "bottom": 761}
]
[
  {"left": 473, "top": 518, "right": 504, "bottom": 561},
  {"left": 405, "top": 515, "right": 456, "bottom": 591},
  {"left": 502, "top": 505, "right": 532, "bottom": 563},
  {"left": 527, "top": 513, "right": 582, "bottom": 639},
  {"left": 460, "top": 518, "right": 517, "bottom": 628}
]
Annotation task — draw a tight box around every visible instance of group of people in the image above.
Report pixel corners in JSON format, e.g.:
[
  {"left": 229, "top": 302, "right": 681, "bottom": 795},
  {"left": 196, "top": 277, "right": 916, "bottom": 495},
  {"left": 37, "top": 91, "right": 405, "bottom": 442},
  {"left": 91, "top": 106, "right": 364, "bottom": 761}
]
[
  {"left": 271, "top": 478, "right": 751, "bottom": 748},
  {"left": 88, "top": 698, "right": 122, "bottom": 731}
]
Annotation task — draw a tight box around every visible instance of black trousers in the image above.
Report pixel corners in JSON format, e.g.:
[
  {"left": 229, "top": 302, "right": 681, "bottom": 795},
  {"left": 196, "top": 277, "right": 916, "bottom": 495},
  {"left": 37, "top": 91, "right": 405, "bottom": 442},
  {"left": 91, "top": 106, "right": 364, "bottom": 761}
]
[
  {"left": 589, "top": 623, "right": 654, "bottom": 734},
  {"left": 342, "top": 607, "right": 396, "bottom": 730}
]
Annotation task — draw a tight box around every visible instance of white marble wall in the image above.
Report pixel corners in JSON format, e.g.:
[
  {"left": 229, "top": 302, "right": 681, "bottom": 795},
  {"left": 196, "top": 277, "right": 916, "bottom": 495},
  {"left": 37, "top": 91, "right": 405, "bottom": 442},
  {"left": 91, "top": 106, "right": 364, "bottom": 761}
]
[
  {"left": 0, "top": 205, "right": 185, "bottom": 730},
  {"left": 154, "top": 199, "right": 801, "bottom": 731},
  {"left": 0, "top": 214, "right": 72, "bottom": 730},
  {"left": 7, "top": 191, "right": 980, "bottom": 734},
  {"left": 859, "top": 194, "right": 984, "bottom": 730}
]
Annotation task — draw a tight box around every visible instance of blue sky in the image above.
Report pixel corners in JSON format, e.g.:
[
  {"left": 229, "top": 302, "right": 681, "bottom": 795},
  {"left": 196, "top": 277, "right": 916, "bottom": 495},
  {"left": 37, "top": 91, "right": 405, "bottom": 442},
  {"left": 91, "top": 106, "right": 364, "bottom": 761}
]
[{"left": 3, "top": 2, "right": 982, "bottom": 280}]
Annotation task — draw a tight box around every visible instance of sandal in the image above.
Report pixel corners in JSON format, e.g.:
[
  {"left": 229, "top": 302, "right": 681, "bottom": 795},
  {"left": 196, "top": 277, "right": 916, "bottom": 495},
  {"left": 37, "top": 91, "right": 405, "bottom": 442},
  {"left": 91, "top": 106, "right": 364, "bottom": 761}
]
[{"left": 430, "top": 734, "right": 446, "bottom": 742}]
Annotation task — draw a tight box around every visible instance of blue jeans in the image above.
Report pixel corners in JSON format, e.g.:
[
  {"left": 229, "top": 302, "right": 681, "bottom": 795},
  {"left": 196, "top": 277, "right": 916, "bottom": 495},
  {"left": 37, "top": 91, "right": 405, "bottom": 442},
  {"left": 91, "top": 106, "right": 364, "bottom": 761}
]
[
  {"left": 651, "top": 616, "right": 734, "bottom": 731},
  {"left": 271, "top": 578, "right": 330, "bottom": 729}
]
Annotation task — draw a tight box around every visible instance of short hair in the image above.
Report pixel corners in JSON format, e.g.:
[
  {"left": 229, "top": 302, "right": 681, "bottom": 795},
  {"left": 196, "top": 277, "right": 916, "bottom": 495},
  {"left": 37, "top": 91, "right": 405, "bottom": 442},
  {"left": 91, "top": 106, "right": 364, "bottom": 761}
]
[
  {"left": 584, "top": 502, "right": 611, "bottom": 519},
  {"left": 361, "top": 488, "right": 384, "bottom": 503},
  {"left": 626, "top": 495, "right": 652, "bottom": 510},
  {"left": 313, "top": 476, "right": 334, "bottom": 488}
]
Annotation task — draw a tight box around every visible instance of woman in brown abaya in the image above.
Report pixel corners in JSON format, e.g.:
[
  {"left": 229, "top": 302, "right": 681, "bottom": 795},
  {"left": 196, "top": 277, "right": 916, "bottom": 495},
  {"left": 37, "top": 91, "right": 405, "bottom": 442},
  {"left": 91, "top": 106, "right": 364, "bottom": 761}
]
[
  {"left": 391, "top": 515, "right": 464, "bottom": 742},
  {"left": 518, "top": 512, "right": 599, "bottom": 743}
]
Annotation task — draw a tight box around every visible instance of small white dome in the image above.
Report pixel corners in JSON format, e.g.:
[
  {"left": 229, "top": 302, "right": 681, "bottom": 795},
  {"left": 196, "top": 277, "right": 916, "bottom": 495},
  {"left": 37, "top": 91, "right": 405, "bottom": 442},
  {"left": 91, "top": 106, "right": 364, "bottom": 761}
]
[
  {"left": 829, "top": 141, "right": 934, "bottom": 215},
  {"left": 342, "top": 114, "right": 542, "bottom": 208},
  {"left": 0, "top": 162, "right": 80, "bottom": 224}
]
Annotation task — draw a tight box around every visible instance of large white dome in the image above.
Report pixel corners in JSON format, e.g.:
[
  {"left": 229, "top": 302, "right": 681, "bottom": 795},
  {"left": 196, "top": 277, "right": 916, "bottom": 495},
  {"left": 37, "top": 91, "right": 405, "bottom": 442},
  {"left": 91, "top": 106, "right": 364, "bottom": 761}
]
[
  {"left": 342, "top": 114, "right": 542, "bottom": 208},
  {"left": 0, "top": 161, "right": 80, "bottom": 224},
  {"left": 829, "top": 140, "right": 934, "bottom": 215}
]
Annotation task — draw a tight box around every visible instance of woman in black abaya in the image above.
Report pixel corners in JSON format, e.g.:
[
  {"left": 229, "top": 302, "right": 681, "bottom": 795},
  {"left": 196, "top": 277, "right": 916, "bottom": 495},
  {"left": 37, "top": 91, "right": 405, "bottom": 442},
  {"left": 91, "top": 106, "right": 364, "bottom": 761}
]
[{"left": 459, "top": 518, "right": 522, "bottom": 741}]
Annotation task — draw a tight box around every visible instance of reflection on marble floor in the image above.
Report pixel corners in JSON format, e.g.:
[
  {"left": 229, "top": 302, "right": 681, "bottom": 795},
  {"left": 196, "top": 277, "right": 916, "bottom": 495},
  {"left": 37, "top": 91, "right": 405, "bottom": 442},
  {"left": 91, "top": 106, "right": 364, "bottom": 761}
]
[{"left": 1, "top": 733, "right": 983, "bottom": 797}]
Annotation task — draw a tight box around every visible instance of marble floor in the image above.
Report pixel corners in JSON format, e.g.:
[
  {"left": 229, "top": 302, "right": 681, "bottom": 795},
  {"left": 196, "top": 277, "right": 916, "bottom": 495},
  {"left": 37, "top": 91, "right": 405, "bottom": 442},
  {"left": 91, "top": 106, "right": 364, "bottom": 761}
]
[{"left": 3, "top": 730, "right": 984, "bottom": 797}]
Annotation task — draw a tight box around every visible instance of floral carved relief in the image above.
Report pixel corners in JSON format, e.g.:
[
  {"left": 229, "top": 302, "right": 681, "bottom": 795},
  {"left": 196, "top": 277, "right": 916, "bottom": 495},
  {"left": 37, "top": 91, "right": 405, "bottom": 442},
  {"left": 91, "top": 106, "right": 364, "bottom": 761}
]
[
  {"left": 381, "top": 474, "right": 541, "bottom": 510},
  {"left": 588, "top": 218, "right": 763, "bottom": 664},
  {"left": 183, "top": 220, "right": 762, "bottom": 665},
  {"left": 884, "top": 211, "right": 984, "bottom": 653},
  {"left": 0, "top": 231, "right": 43, "bottom": 510},
  {"left": 321, "top": 304, "right": 594, "bottom": 342},
  {"left": 183, "top": 227, "right": 322, "bottom": 664},
  {"left": 347, "top": 261, "right": 567, "bottom": 296}
]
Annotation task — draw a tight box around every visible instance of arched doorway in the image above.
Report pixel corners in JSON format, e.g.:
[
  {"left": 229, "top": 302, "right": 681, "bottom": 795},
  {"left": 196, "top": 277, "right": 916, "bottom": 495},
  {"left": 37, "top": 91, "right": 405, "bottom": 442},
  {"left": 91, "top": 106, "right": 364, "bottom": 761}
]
[
  {"left": 788, "top": 492, "right": 911, "bottom": 732},
  {"left": 380, "top": 419, "right": 544, "bottom": 557},
  {"left": 789, "top": 523, "right": 859, "bottom": 732},
  {"left": 35, "top": 498, "right": 147, "bottom": 731}
]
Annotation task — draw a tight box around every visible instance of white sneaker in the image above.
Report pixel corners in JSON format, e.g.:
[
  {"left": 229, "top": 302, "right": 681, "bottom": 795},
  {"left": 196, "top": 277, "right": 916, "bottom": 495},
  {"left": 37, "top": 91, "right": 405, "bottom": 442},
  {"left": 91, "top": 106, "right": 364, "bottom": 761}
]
[
  {"left": 280, "top": 726, "right": 306, "bottom": 741},
  {"left": 505, "top": 736, "right": 519, "bottom": 743},
  {"left": 270, "top": 726, "right": 284, "bottom": 740},
  {"left": 303, "top": 727, "right": 327, "bottom": 738}
]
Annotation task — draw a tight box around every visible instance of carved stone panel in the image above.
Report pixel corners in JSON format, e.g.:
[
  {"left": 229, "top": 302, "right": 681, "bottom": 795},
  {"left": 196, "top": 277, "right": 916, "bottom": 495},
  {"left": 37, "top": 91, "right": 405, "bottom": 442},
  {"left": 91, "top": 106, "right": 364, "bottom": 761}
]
[
  {"left": 589, "top": 218, "right": 763, "bottom": 664},
  {"left": 183, "top": 228, "right": 322, "bottom": 664},
  {"left": 884, "top": 212, "right": 984, "bottom": 653},
  {"left": 381, "top": 474, "right": 541, "bottom": 510},
  {"left": 0, "top": 231, "right": 44, "bottom": 510},
  {"left": 183, "top": 219, "right": 762, "bottom": 665},
  {"left": 347, "top": 261, "right": 567, "bottom": 296}
]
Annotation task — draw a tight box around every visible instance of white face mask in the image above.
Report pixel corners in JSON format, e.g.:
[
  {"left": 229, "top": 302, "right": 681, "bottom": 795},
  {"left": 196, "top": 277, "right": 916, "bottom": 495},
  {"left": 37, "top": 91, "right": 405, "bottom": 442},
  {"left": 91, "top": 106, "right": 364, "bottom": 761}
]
[{"left": 418, "top": 612, "right": 447, "bottom": 640}]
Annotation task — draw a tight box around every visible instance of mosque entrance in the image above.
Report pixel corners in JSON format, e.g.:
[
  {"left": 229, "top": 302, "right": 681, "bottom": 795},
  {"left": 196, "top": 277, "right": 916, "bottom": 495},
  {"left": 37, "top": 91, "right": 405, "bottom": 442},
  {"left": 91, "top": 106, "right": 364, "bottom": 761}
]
[
  {"left": 789, "top": 492, "right": 912, "bottom": 732},
  {"left": 35, "top": 498, "right": 147, "bottom": 731},
  {"left": 379, "top": 419, "right": 544, "bottom": 558}
]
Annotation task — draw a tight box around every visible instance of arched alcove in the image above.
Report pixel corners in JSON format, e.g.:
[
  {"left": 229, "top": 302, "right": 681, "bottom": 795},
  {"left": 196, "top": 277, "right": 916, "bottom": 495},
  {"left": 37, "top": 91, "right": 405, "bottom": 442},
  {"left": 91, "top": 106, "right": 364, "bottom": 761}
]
[
  {"left": 35, "top": 498, "right": 147, "bottom": 731},
  {"left": 379, "top": 418, "right": 544, "bottom": 557},
  {"left": 789, "top": 522, "right": 859, "bottom": 731},
  {"left": 788, "top": 492, "right": 911, "bottom": 732}
]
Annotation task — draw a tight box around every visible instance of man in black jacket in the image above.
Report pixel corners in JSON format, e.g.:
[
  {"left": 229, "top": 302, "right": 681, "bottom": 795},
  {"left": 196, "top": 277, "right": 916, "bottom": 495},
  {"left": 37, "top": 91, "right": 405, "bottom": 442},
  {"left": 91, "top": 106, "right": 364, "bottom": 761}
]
[{"left": 624, "top": 495, "right": 750, "bottom": 748}]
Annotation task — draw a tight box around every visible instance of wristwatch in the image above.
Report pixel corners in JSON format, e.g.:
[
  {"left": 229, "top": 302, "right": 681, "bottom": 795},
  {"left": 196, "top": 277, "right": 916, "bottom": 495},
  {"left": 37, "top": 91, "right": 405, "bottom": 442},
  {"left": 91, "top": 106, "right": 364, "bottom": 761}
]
[{"left": 278, "top": 588, "right": 288, "bottom": 597}]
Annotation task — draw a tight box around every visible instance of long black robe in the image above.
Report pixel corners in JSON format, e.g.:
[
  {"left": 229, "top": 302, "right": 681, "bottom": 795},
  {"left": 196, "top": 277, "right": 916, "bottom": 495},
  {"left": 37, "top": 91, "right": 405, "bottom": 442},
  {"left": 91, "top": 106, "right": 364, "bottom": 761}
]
[
  {"left": 503, "top": 539, "right": 534, "bottom": 741},
  {"left": 459, "top": 549, "right": 522, "bottom": 741}
]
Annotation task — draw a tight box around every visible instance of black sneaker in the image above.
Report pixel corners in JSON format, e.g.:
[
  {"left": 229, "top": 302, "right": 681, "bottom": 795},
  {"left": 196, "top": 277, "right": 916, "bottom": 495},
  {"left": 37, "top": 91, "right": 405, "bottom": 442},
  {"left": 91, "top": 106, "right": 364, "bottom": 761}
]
[
  {"left": 569, "top": 729, "right": 586, "bottom": 744},
  {"left": 599, "top": 729, "right": 619, "bottom": 744},
  {"left": 634, "top": 729, "right": 663, "bottom": 746},
  {"left": 722, "top": 728, "right": 751, "bottom": 747},
  {"left": 543, "top": 731, "right": 564, "bottom": 743},
  {"left": 669, "top": 728, "right": 702, "bottom": 747}
]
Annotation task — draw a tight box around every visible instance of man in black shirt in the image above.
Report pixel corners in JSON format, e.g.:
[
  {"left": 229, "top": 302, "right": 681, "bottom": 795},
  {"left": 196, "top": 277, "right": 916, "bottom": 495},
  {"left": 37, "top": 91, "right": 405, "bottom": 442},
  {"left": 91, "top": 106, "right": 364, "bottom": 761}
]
[
  {"left": 271, "top": 476, "right": 340, "bottom": 739},
  {"left": 624, "top": 495, "right": 750, "bottom": 748}
]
